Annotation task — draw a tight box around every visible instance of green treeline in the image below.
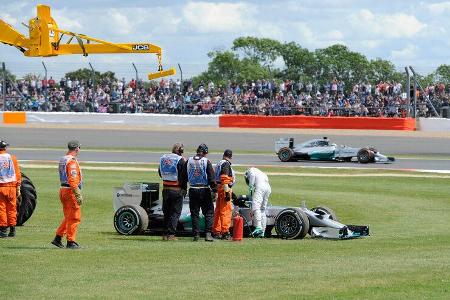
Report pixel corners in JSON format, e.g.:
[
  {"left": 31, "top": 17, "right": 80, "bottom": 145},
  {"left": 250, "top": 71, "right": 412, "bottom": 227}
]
[{"left": 192, "top": 37, "right": 450, "bottom": 91}]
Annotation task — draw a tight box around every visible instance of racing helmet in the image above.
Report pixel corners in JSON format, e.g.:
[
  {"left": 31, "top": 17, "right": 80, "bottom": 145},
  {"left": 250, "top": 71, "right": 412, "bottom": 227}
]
[
  {"left": 0, "top": 140, "right": 9, "bottom": 149},
  {"left": 172, "top": 142, "right": 184, "bottom": 155},
  {"left": 197, "top": 143, "right": 208, "bottom": 155}
]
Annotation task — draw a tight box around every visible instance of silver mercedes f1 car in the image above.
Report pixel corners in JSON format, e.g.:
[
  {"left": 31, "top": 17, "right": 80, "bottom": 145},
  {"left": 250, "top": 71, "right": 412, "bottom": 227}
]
[
  {"left": 113, "top": 182, "right": 369, "bottom": 240},
  {"left": 275, "top": 137, "right": 395, "bottom": 163}
]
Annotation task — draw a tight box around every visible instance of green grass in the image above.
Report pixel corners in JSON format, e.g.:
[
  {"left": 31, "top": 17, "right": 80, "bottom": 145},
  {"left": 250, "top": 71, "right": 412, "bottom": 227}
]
[
  {"left": 21, "top": 160, "right": 450, "bottom": 177},
  {"left": 1, "top": 167, "right": 450, "bottom": 299}
]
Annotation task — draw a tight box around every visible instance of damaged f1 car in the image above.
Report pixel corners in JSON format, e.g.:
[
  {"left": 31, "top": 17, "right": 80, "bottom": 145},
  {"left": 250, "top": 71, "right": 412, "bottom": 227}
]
[
  {"left": 113, "top": 182, "right": 369, "bottom": 240},
  {"left": 275, "top": 137, "right": 395, "bottom": 163}
]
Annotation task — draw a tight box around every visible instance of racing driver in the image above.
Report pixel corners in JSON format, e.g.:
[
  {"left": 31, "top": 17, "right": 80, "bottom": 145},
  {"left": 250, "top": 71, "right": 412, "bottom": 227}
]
[{"left": 244, "top": 167, "right": 271, "bottom": 238}]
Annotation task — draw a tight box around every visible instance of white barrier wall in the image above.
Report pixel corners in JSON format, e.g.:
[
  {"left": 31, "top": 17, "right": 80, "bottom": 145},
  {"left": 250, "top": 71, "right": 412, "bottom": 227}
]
[
  {"left": 8, "top": 112, "right": 450, "bottom": 132},
  {"left": 26, "top": 112, "right": 220, "bottom": 127},
  {"left": 419, "top": 118, "right": 450, "bottom": 132}
]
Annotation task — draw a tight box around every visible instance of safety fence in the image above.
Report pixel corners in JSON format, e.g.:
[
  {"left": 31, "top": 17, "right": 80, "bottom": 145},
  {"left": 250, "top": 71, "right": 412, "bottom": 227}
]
[
  {"left": 0, "top": 111, "right": 424, "bottom": 131},
  {"left": 2, "top": 99, "right": 416, "bottom": 118}
]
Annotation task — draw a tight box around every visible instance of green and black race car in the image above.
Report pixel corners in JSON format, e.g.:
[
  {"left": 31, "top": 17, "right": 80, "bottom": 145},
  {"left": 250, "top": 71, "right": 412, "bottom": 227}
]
[{"left": 113, "top": 183, "right": 369, "bottom": 240}]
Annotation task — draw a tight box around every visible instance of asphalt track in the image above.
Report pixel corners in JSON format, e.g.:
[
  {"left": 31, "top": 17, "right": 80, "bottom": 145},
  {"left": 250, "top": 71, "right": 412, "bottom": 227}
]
[{"left": 2, "top": 125, "right": 450, "bottom": 171}]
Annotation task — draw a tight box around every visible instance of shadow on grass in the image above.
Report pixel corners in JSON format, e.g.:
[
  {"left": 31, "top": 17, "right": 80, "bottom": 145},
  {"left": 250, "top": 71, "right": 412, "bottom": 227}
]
[
  {"left": 98, "top": 231, "right": 120, "bottom": 237},
  {"left": 98, "top": 231, "right": 163, "bottom": 238},
  {"left": 309, "top": 236, "right": 364, "bottom": 242},
  {"left": 94, "top": 231, "right": 164, "bottom": 242},
  {"left": 4, "top": 245, "right": 51, "bottom": 250},
  {"left": 109, "top": 236, "right": 164, "bottom": 242}
]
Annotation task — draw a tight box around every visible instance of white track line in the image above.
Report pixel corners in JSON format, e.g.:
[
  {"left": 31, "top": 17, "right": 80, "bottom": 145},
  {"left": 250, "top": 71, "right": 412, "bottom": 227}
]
[{"left": 19, "top": 162, "right": 450, "bottom": 178}]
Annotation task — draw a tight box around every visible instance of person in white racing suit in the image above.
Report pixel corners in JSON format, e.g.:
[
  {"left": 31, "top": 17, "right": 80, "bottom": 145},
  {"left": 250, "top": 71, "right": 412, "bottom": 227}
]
[{"left": 244, "top": 167, "right": 271, "bottom": 238}]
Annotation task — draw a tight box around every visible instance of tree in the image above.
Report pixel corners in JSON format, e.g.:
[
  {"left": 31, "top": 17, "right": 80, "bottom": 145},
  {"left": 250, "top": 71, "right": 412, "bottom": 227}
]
[
  {"left": 232, "top": 36, "right": 281, "bottom": 67},
  {"left": 434, "top": 64, "right": 450, "bottom": 84},
  {"left": 368, "top": 59, "right": 403, "bottom": 83},
  {"left": 277, "top": 41, "right": 316, "bottom": 81},
  {"left": 101, "top": 71, "right": 117, "bottom": 83},
  {"left": 415, "top": 72, "right": 434, "bottom": 88},
  {"left": 193, "top": 50, "right": 241, "bottom": 86},
  {"left": 23, "top": 73, "right": 42, "bottom": 81},
  {"left": 192, "top": 50, "right": 270, "bottom": 87},
  {"left": 314, "top": 44, "right": 370, "bottom": 89},
  {"left": 0, "top": 67, "right": 16, "bottom": 82},
  {"left": 192, "top": 36, "right": 447, "bottom": 92},
  {"left": 235, "top": 58, "right": 271, "bottom": 82},
  {"left": 64, "top": 68, "right": 117, "bottom": 84}
]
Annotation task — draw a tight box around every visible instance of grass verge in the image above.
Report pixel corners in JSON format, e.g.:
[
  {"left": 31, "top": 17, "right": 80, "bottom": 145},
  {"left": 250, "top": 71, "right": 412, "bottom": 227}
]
[{"left": 1, "top": 167, "right": 449, "bottom": 299}]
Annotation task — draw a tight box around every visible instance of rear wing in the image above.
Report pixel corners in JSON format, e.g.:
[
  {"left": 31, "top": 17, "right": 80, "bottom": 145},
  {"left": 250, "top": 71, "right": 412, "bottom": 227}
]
[{"left": 275, "top": 138, "right": 294, "bottom": 153}]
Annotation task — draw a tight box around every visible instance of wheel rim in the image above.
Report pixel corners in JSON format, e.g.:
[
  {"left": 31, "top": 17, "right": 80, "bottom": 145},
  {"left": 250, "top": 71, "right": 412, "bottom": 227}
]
[
  {"left": 280, "top": 150, "right": 290, "bottom": 161},
  {"left": 359, "top": 152, "right": 369, "bottom": 162},
  {"left": 279, "top": 214, "right": 301, "bottom": 236},
  {"left": 118, "top": 211, "right": 137, "bottom": 231}
]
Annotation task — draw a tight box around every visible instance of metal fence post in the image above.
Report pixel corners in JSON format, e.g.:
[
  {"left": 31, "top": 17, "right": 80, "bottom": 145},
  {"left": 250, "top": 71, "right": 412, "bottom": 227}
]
[
  {"left": 132, "top": 62, "right": 139, "bottom": 87},
  {"left": 1, "top": 62, "right": 5, "bottom": 111},
  {"left": 42, "top": 61, "right": 48, "bottom": 102},
  {"left": 405, "top": 67, "right": 410, "bottom": 117},
  {"left": 89, "top": 62, "right": 95, "bottom": 88},
  {"left": 178, "top": 63, "right": 184, "bottom": 114}
]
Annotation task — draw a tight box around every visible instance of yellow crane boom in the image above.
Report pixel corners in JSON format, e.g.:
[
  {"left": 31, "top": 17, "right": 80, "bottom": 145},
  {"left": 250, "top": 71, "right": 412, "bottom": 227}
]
[{"left": 0, "top": 4, "right": 176, "bottom": 80}]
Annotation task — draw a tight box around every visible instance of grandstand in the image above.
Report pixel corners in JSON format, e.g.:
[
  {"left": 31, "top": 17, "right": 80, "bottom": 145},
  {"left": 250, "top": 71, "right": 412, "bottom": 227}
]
[{"left": 1, "top": 62, "right": 448, "bottom": 118}]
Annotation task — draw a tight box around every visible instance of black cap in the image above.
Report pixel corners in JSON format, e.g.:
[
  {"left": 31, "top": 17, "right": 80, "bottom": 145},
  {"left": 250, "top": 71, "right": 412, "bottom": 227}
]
[
  {"left": 223, "top": 149, "right": 232, "bottom": 158},
  {"left": 0, "top": 140, "right": 9, "bottom": 149},
  {"left": 197, "top": 143, "right": 208, "bottom": 154},
  {"left": 172, "top": 142, "right": 184, "bottom": 155},
  {"left": 68, "top": 140, "right": 81, "bottom": 150}
]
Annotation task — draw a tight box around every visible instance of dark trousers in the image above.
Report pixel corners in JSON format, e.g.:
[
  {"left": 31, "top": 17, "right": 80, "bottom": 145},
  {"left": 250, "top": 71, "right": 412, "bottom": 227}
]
[
  {"left": 162, "top": 189, "right": 184, "bottom": 235},
  {"left": 189, "top": 188, "right": 214, "bottom": 236}
]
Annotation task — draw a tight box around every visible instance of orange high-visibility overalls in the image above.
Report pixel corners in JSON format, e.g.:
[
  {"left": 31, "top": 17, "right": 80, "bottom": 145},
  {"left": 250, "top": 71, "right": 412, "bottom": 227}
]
[
  {"left": 0, "top": 150, "right": 21, "bottom": 227},
  {"left": 213, "top": 159, "right": 234, "bottom": 235},
  {"left": 56, "top": 155, "right": 82, "bottom": 242}
]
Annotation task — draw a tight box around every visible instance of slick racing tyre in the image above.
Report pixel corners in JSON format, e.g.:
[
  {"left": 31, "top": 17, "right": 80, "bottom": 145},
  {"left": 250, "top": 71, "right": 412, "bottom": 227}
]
[
  {"left": 357, "top": 148, "right": 374, "bottom": 164},
  {"left": 278, "top": 147, "right": 294, "bottom": 162},
  {"left": 275, "top": 208, "right": 309, "bottom": 239},
  {"left": 17, "top": 173, "right": 37, "bottom": 226},
  {"left": 114, "top": 205, "right": 149, "bottom": 235}
]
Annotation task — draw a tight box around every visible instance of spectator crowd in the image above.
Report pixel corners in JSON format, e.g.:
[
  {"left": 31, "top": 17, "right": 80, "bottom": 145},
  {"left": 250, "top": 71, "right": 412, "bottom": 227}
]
[{"left": 0, "top": 75, "right": 448, "bottom": 118}]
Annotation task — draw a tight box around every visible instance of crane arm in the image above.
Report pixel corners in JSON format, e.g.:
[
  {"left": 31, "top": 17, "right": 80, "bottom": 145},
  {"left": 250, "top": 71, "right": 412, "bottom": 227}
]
[
  {"left": 0, "top": 19, "right": 30, "bottom": 49},
  {"left": 0, "top": 4, "right": 175, "bottom": 80}
]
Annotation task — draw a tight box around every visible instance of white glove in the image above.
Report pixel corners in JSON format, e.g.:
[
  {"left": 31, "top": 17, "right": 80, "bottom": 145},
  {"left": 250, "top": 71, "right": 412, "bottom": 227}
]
[{"left": 211, "top": 191, "right": 218, "bottom": 202}]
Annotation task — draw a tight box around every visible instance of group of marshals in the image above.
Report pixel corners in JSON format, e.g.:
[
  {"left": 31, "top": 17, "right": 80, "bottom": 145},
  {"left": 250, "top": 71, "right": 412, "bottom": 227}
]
[
  {"left": 159, "top": 142, "right": 271, "bottom": 241},
  {"left": 1, "top": 138, "right": 270, "bottom": 247},
  {"left": 0, "top": 139, "right": 84, "bottom": 249},
  {"left": 158, "top": 143, "right": 218, "bottom": 241}
]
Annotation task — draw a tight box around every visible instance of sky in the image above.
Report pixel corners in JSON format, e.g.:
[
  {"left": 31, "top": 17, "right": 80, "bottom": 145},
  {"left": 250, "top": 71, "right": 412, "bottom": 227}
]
[{"left": 0, "top": 0, "right": 449, "bottom": 80}]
